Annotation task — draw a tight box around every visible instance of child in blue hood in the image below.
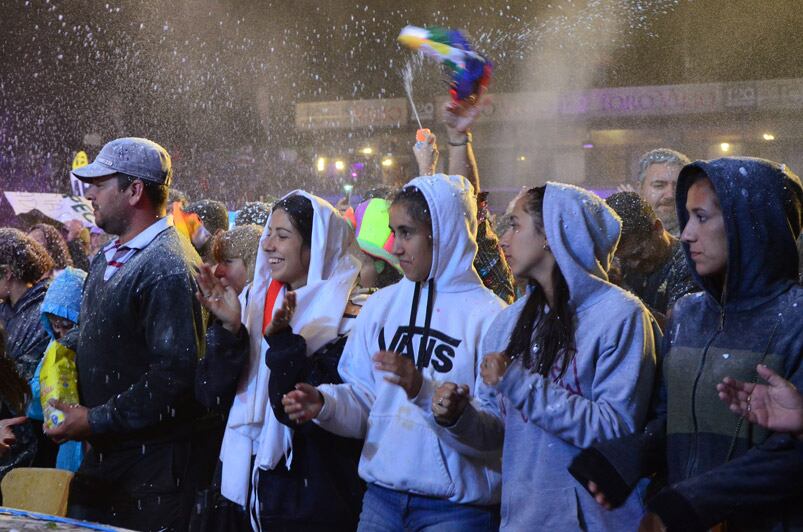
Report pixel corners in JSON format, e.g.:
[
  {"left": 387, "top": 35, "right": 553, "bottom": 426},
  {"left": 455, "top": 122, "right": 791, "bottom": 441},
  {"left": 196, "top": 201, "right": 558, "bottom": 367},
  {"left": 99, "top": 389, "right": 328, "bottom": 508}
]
[
  {"left": 571, "top": 157, "right": 803, "bottom": 531},
  {"left": 30, "top": 266, "right": 86, "bottom": 472}
]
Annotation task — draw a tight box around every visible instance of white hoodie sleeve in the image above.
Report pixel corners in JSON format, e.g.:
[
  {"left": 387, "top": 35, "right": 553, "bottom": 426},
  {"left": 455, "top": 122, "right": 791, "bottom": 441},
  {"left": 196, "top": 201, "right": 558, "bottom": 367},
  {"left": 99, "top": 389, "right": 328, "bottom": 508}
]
[
  {"left": 494, "top": 307, "right": 656, "bottom": 449},
  {"left": 315, "top": 306, "right": 377, "bottom": 439}
]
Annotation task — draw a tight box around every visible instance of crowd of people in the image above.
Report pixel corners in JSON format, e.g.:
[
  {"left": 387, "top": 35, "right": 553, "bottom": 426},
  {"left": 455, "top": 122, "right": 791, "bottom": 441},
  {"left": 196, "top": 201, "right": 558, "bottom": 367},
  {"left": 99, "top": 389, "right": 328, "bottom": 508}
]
[{"left": 0, "top": 100, "right": 802, "bottom": 532}]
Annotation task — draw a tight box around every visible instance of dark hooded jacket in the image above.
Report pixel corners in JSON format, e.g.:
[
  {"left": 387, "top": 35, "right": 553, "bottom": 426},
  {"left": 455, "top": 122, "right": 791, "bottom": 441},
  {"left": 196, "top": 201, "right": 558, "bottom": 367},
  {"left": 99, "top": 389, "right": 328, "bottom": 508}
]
[
  {"left": 570, "top": 157, "right": 803, "bottom": 531},
  {"left": 0, "top": 279, "right": 51, "bottom": 382}
]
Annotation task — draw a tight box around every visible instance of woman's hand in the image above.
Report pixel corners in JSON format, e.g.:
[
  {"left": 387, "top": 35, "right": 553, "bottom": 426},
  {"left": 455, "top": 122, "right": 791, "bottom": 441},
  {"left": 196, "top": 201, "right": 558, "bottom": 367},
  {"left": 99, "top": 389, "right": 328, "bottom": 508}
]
[
  {"left": 587, "top": 481, "right": 613, "bottom": 510},
  {"left": 265, "top": 292, "right": 296, "bottom": 336},
  {"left": 481, "top": 352, "right": 511, "bottom": 386},
  {"left": 196, "top": 263, "right": 242, "bottom": 333},
  {"left": 373, "top": 351, "right": 423, "bottom": 399},
  {"left": 413, "top": 129, "right": 438, "bottom": 176},
  {"left": 717, "top": 364, "right": 803, "bottom": 435},
  {"left": 432, "top": 382, "right": 470, "bottom": 426},
  {"left": 282, "top": 383, "right": 324, "bottom": 423},
  {"left": 443, "top": 99, "right": 485, "bottom": 138}
]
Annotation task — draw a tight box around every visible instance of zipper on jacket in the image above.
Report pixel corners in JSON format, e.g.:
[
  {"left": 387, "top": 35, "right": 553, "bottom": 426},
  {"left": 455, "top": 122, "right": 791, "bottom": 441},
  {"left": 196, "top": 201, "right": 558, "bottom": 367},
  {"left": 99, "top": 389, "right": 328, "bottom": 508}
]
[{"left": 685, "top": 281, "right": 727, "bottom": 479}]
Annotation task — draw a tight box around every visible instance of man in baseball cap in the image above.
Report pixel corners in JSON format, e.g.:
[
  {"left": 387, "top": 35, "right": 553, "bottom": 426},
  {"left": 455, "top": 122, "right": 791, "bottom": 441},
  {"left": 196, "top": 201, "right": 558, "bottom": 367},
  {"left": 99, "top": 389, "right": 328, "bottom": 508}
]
[
  {"left": 70, "top": 137, "right": 172, "bottom": 241},
  {"left": 71, "top": 136, "right": 172, "bottom": 185},
  {"left": 49, "top": 137, "right": 204, "bottom": 530}
]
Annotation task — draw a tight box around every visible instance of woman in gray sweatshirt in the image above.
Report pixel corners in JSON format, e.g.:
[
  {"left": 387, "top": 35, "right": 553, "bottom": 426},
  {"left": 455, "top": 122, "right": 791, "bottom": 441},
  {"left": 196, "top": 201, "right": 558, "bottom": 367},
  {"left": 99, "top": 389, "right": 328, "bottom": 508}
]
[{"left": 432, "top": 183, "right": 658, "bottom": 531}]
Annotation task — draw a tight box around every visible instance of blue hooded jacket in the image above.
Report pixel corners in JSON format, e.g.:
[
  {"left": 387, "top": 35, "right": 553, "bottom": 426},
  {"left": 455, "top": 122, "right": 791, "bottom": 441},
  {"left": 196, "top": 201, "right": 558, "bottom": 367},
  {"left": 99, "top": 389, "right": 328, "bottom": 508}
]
[
  {"left": 29, "top": 266, "right": 87, "bottom": 417},
  {"left": 30, "top": 267, "right": 86, "bottom": 472},
  {"left": 571, "top": 157, "right": 803, "bottom": 531},
  {"left": 39, "top": 267, "right": 87, "bottom": 338}
]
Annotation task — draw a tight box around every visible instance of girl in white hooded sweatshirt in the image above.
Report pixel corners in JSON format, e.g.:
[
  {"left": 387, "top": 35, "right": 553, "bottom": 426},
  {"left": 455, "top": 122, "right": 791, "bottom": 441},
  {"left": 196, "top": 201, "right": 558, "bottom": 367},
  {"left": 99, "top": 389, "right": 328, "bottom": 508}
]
[
  {"left": 283, "top": 174, "right": 506, "bottom": 531},
  {"left": 197, "top": 192, "right": 365, "bottom": 531}
]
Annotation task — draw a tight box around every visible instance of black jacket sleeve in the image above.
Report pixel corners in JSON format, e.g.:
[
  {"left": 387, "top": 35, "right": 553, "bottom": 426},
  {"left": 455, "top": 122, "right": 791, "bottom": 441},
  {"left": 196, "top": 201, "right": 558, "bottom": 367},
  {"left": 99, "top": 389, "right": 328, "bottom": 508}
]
[
  {"left": 266, "top": 329, "right": 347, "bottom": 433},
  {"left": 195, "top": 322, "right": 249, "bottom": 412},
  {"left": 646, "top": 354, "right": 803, "bottom": 531}
]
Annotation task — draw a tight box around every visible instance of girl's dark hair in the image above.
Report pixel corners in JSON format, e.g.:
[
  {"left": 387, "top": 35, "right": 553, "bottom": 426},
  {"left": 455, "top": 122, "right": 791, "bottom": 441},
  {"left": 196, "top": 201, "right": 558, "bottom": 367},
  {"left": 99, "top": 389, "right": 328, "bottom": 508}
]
[
  {"left": 504, "top": 187, "right": 576, "bottom": 378},
  {"left": 0, "top": 228, "right": 54, "bottom": 284},
  {"left": 30, "top": 223, "right": 73, "bottom": 270},
  {"left": 0, "top": 324, "right": 30, "bottom": 415},
  {"left": 272, "top": 195, "right": 314, "bottom": 248},
  {"left": 391, "top": 186, "right": 432, "bottom": 230}
]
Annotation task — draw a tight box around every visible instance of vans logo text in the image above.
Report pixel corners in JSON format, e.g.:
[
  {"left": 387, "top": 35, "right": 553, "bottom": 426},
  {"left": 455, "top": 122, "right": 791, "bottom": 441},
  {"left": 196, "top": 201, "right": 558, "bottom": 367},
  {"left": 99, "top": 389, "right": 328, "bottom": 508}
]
[{"left": 378, "top": 326, "right": 462, "bottom": 373}]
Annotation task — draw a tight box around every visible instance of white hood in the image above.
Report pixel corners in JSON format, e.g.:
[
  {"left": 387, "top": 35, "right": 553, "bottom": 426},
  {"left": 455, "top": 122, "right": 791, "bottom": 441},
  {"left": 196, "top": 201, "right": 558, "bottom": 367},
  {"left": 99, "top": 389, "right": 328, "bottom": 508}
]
[
  {"left": 220, "top": 190, "right": 360, "bottom": 505},
  {"left": 316, "top": 174, "right": 507, "bottom": 505},
  {"left": 406, "top": 173, "right": 482, "bottom": 292}
]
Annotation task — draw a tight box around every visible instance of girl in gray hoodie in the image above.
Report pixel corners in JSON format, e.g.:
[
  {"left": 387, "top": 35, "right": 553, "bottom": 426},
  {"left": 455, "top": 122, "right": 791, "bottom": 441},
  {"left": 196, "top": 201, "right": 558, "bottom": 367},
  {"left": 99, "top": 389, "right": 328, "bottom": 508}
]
[{"left": 433, "top": 183, "right": 658, "bottom": 531}]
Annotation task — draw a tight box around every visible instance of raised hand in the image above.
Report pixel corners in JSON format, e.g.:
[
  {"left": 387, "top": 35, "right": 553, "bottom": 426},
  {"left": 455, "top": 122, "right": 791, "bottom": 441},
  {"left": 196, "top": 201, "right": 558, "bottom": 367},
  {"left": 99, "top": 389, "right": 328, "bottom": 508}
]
[
  {"left": 373, "top": 351, "right": 423, "bottom": 399},
  {"left": 282, "top": 383, "right": 324, "bottom": 424},
  {"left": 717, "top": 364, "right": 803, "bottom": 435},
  {"left": 196, "top": 263, "right": 242, "bottom": 333},
  {"left": 480, "top": 352, "right": 511, "bottom": 387},
  {"left": 443, "top": 98, "right": 485, "bottom": 137},
  {"left": 265, "top": 292, "right": 296, "bottom": 336},
  {"left": 432, "top": 382, "right": 469, "bottom": 426},
  {"left": 413, "top": 129, "right": 438, "bottom": 176}
]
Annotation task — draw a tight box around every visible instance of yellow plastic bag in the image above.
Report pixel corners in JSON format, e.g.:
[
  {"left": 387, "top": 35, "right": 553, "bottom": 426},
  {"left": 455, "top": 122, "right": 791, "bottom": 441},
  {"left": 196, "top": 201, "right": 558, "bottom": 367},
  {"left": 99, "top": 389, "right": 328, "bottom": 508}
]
[{"left": 39, "top": 340, "right": 79, "bottom": 430}]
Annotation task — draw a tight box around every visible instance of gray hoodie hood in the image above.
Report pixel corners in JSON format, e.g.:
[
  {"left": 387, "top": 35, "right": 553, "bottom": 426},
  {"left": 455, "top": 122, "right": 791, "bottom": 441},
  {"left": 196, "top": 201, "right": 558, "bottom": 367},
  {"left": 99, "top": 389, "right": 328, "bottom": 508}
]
[{"left": 543, "top": 182, "right": 622, "bottom": 311}]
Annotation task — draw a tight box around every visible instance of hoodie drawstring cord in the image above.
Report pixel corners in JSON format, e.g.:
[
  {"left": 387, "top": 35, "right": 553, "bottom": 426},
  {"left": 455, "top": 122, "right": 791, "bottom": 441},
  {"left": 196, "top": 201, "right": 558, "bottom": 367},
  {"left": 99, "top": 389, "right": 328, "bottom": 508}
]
[
  {"left": 406, "top": 279, "right": 435, "bottom": 369},
  {"left": 407, "top": 281, "right": 422, "bottom": 363},
  {"left": 417, "top": 279, "right": 435, "bottom": 370},
  {"left": 250, "top": 461, "right": 262, "bottom": 532}
]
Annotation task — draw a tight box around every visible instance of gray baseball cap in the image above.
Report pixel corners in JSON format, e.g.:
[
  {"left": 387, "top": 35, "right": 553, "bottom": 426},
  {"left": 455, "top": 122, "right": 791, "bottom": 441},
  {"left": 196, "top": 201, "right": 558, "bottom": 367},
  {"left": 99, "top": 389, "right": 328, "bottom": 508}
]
[{"left": 72, "top": 137, "right": 172, "bottom": 186}]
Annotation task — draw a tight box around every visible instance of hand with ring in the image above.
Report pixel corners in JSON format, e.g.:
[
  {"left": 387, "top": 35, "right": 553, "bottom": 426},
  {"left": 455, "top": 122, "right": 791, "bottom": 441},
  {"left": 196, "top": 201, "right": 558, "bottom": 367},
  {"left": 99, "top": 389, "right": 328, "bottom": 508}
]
[
  {"left": 432, "top": 382, "right": 470, "bottom": 426},
  {"left": 717, "top": 364, "right": 803, "bottom": 435},
  {"left": 195, "top": 263, "right": 242, "bottom": 333},
  {"left": 481, "top": 352, "right": 511, "bottom": 387}
]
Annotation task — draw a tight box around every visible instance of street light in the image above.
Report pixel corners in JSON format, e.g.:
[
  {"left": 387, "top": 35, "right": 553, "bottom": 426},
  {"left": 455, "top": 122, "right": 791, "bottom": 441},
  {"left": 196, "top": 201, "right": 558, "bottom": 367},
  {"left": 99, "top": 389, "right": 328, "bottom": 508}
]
[
  {"left": 361, "top": 147, "right": 374, "bottom": 155},
  {"left": 720, "top": 142, "right": 730, "bottom": 153},
  {"left": 335, "top": 160, "right": 345, "bottom": 171},
  {"left": 316, "top": 157, "right": 326, "bottom": 172},
  {"left": 381, "top": 158, "right": 393, "bottom": 167},
  {"left": 762, "top": 133, "right": 776, "bottom": 141}
]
